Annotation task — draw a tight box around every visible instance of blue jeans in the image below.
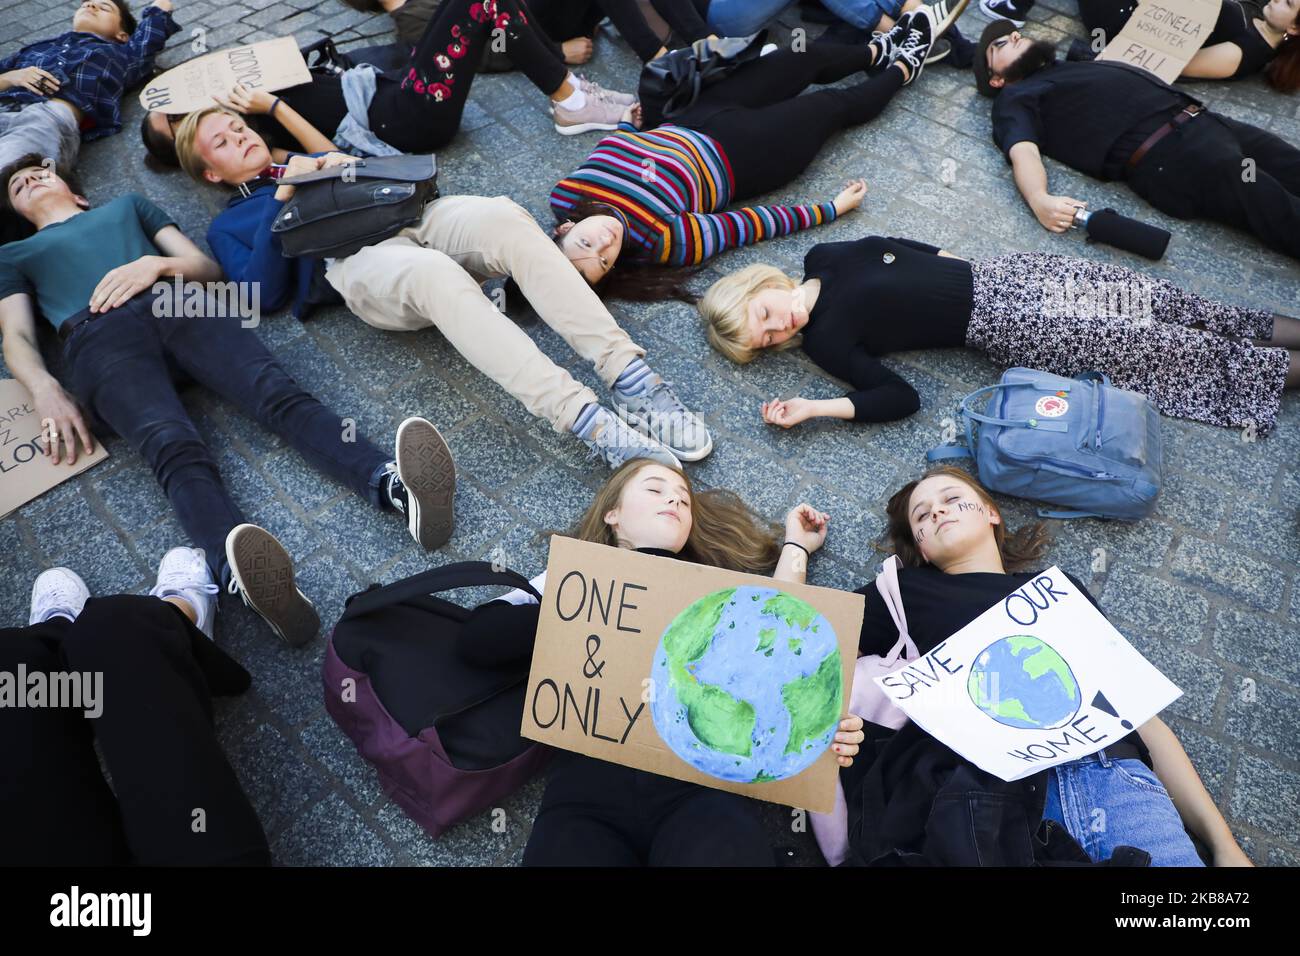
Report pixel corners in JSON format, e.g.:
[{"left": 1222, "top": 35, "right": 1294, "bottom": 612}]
[
  {"left": 706, "top": 0, "right": 905, "bottom": 34},
  {"left": 62, "top": 290, "right": 391, "bottom": 583},
  {"left": 1043, "top": 751, "right": 1205, "bottom": 867}
]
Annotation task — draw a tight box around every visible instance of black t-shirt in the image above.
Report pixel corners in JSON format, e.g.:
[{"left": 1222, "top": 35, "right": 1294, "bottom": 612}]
[
  {"left": 1208, "top": 0, "right": 1280, "bottom": 78},
  {"left": 992, "top": 60, "right": 1199, "bottom": 180},
  {"left": 799, "top": 236, "right": 974, "bottom": 423}
]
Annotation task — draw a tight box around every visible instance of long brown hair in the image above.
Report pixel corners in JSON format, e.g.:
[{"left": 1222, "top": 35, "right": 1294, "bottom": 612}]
[
  {"left": 553, "top": 200, "right": 699, "bottom": 303},
  {"left": 1266, "top": 24, "right": 1300, "bottom": 93},
  {"left": 566, "top": 459, "right": 782, "bottom": 573},
  {"left": 882, "top": 466, "right": 1052, "bottom": 571}
]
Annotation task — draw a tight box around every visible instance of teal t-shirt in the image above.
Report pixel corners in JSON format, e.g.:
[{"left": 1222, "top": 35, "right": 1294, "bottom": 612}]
[{"left": 0, "top": 194, "right": 176, "bottom": 328}]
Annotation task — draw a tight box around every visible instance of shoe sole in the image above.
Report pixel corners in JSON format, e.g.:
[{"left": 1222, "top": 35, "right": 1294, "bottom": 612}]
[
  {"left": 225, "top": 524, "right": 319, "bottom": 648},
  {"left": 929, "top": 0, "right": 972, "bottom": 37},
  {"left": 926, "top": 39, "right": 952, "bottom": 64},
  {"left": 554, "top": 119, "right": 622, "bottom": 135},
  {"left": 614, "top": 407, "right": 714, "bottom": 462},
  {"left": 396, "top": 417, "right": 456, "bottom": 550}
]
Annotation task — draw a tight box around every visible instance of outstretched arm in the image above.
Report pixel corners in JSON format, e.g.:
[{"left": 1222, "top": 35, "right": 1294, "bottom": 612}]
[
  {"left": 1139, "top": 717, "right": 1253, "bottom": 866},
  {"left": 0, "top": 294, "right": 96, "bottom": 465},
  {"left": 1182, "top": 41, "right": 1246, "bottom": 80},
  {"left": 1008, "top": 141, "right": 1088, "bottom": 233},
  {"left": 122, "top": 0, "right": 181, "bottom": 88}
]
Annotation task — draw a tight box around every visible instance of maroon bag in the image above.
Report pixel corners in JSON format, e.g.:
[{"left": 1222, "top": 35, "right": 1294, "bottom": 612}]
[{"left": 322, "top": 562, "right": 550, "bottom": 838}]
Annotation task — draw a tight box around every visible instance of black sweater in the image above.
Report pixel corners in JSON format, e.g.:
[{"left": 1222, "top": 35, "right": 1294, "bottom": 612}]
[{"left": 800, "top": 236, "right": 975, "bottom": 424}]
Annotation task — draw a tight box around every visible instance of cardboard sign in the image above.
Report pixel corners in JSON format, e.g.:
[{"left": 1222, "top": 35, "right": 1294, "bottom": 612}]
[
  {"left": 0, "top": 379, "right": 107, "bottom": 519},
  {"left": 874, "top": 566, "right": 1181, "bottom": 782},
  {"left": 1095, "top": 0, "right": 1221, "bottom": 84},
  {"left": 138, "top": 36, "right": 310, "bottom": 115},
  {"left": 521, "top": 537, "right": 865, "bottom": 814}
]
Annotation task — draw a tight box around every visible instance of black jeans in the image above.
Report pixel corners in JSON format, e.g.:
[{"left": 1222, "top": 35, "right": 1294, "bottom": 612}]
[
  {"left": 370, "top": 0, "right": 568, "bottom": 153},
  {"left": 0, "top": 596, "right": 269, "bottom": 866},
  {"left": 524, "top": 753, "right": 775, "bottom": 866},
  {"left": 1127, "top": 110, "right": 1300, "bottom": 260},
  {"left": 677, "top": 43, "right": 901, "bottom": 199},
  {"left": 61, "top": 291, "right": 390, "bottom": 584}
]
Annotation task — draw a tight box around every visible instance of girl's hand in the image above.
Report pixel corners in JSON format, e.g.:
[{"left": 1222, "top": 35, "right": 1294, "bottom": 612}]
[
  {"left": 784, "top": 503, "right": 829, "bottom": 554},
  {"left": 319, "top": 151, "right": 359, "bottom": 170},
  {"left": 833, "top": 178, "right": 868, "bottom": 216},
  {"left": 832, "top": 715, "right": 866, "bottom": 767},
  {"left": 622, "top": 103, "right": 643, "bottom": 129},
  {"left": 561, "top": 36, "right": 593, "bottom": 65},
  {"left": 761, "top": 397, "right": 815, "bottom": 429},
  {"left": 213, "top": 82, "right": 276, "bottom": 115}
]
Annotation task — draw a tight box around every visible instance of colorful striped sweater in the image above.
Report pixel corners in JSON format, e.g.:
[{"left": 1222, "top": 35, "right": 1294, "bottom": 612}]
[{"left": 550, "top": 123, "right": 838, "bottom": 267}]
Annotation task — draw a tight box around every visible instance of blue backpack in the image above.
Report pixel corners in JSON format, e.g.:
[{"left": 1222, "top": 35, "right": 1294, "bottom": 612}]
[{"left": 927, "top": 367, "right": 1162, "bottom": 520}]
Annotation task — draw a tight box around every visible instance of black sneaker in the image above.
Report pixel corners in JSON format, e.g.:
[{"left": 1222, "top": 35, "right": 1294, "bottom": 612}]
[
  {"left": 225, "top": 524, "right": 319, "bottom": 647},
  {"left": 391, "top": 416, "right": 456, "bottom": 550},
  {"left": 979, "top": 0, "right": 1033, "bottom": 28},
  {"left": 926, "top": 36, "right": 953, "bottom": 64},
  {"left": 894, "top": 8, "right": 936, "bottom": 85},
  {"left": 868, "top": 12, "right": 914, "bottom": 71}
]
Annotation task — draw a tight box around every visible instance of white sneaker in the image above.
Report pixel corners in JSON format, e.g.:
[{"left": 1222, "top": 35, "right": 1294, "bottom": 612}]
[
  {"left": 149, "top": 547, "right": 220, "bottom": 640},
  {"left": 29, "top": 567, "right": 90, "bottom": 625}
]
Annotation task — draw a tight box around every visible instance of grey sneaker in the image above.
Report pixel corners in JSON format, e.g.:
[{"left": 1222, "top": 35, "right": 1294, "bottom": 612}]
[
  {"left": 613, "top": 376, "right": 714, "bottom": 461},
  {"left": 577, "top": 75, "right": 636, "bottom": 106},
  {"left": 579, "top": 405, "right": 683, "bottom": 470},
  {"left": 225, "top": 524, "right": 319, "bottom": 647},
  {"left": 554, "top": 93, "right": 626, "bottom": 135}
]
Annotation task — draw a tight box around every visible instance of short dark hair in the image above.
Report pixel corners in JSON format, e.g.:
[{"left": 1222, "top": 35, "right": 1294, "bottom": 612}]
[
  {"left": 140, "top": 113, "right": 181, "bottom": 169},
  {"left": 0, "top": 152, "right": 85, "bottom": 221},
  {"left": 110, "top": 0, "right": 138, "bottom": 37}
]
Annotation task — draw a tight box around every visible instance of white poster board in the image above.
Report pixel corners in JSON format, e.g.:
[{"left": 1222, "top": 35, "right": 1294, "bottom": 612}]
[
  {"left": 874, "top": 567, "right": 1181, "bottom": 781},
  {"left": 138, "top": 36, "right": 310, "bottom": 114}
]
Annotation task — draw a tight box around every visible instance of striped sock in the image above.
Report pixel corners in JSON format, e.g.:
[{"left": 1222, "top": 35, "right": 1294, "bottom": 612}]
[
  {"left": 613, "top": 358, "right": 654, "bottom": 398},
  {"left": 570, "top": 402, "right": 604, "bottom": 439}
]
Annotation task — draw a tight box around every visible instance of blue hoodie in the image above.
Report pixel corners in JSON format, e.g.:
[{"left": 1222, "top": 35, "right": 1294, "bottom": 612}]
[{"left": 207, "top": 182, "right": 319, "bottom": 319}]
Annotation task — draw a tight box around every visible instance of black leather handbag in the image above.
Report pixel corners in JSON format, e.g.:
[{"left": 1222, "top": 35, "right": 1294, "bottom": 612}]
[
  {"left": 638, "top": 32, "right": 767, "bottom": 128},
  {"left": 270, "top": 153, "right": 440, "bottom": 259}
]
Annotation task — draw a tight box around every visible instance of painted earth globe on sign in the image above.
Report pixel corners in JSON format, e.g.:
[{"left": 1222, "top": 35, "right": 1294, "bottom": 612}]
[
  {"left": 967, "top": 635, "right": 1081, "bottom": 730},
  {"left": 649, "top": 586, "right": 843, "bottom": 783}
]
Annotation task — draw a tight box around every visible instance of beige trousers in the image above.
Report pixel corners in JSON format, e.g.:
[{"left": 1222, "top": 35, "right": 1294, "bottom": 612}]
[{"left": 325, "top": 195, "right": 644, "bottom": 432}]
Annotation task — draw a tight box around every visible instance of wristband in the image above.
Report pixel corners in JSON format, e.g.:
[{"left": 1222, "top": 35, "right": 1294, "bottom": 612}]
[
  {"left": 269, "top": 97, "right": 282, "bottom": 119},
  {"left": 782, "top": 541, "right": 810, "bottom": 559}
]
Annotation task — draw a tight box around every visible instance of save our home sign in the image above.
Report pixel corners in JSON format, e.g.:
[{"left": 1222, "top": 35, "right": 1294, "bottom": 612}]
[{"left": 874, "top": 567, "right": 1182, "bottom": 782}]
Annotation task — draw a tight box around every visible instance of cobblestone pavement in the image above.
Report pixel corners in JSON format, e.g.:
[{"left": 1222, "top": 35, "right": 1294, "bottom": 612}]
[{"left": 2, "top": 0, "right": 1298, "bottom": 866}]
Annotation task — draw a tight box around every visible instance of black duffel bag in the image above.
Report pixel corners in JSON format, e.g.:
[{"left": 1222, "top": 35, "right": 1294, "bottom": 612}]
[
  {"left": 271, "top": 153, "right": 439, "bottom": 259},
  {"left": 638, "top": 32, "right": 767, "bottom": 128}
]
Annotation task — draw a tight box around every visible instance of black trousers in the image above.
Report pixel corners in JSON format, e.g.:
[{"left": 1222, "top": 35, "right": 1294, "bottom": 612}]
[
  {"left": 676, "top": 43, "right": 902, "bottom": 199},
  {"left": 283, "top": 0, "right": 567, "bottom": 153},
  {"left": 372, "top": 0, "right": 568, "bottom": 152},
  {"left": 524, "top": 753, "right": 775, "bottom": 866},
  {"left": 1075, "top": 0, "right": 1138, "bottom": 42},
  {"left": 0, "top": 596, "right": 269, "bottom": 866},
  {"left": 1126, "top": 111, "right": 1300, "bottom": 260}
]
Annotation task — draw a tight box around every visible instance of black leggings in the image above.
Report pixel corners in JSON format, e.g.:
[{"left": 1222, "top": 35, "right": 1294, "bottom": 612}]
[
  {"left": 0, "top": 596, "right": 268, "bottom": 866},
  {"left": 524, "top": 753, "right": 775, "bottom": 866},
  {"left": 676, "top": 43, "right": 904, "bottom": 199},
  {"left": 283, "top": 0, "right": 568, "bottom": 153},
  {"left": 1075, "top": 0, "right": 1139, "bottom": 42}
]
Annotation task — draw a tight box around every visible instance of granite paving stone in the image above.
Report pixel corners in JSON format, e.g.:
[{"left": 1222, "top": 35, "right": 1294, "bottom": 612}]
[{"left": 1, "top": 0, "right": 1296, "bottom": 867}]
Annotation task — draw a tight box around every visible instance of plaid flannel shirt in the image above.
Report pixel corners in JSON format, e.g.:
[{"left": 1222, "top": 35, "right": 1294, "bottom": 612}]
[{"left": 0, "top": 5, "right": 178, "bottom": 141}]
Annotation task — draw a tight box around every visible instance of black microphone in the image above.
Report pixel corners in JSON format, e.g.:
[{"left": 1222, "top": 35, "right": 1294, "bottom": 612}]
[{"left": 1073, "top": 207, "right": 1171, "bottom": 261}]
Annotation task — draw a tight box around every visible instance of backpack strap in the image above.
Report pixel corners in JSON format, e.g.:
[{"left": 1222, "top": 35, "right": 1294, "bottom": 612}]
[
  {"left": 874, "top": 556, "right": 919, "bottom": 664},
  {"left": 340, "top": 561, "right": 540, "bottom": 621},
  {"left": 959, "top": 382, "right": 1071, "bottom": 433},
  {"left": 1037, "top": 507, "right": 1103, "bottom": 520},
  {"left": 926, "top": 444, "right": 974, "bottom": 462}
]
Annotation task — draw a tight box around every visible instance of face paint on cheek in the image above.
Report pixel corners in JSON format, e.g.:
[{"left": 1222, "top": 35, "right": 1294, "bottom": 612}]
[
  {"left": 916, "top": 526, "right": 925, "bottom": 541},
  {"left": 956, "top": 501, "right": 986, "bottom": 514}
]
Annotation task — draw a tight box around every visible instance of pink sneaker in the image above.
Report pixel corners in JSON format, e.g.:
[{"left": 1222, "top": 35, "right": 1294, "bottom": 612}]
[{"left": 554, "top": 94, "right": 627, "bottom": 135}]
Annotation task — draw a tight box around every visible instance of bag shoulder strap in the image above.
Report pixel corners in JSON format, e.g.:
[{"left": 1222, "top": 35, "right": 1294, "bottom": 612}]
[
  {"left": 340, "top": 561, "right": 540, "bottom": 621},
  {"left": 874, "top": 556, "right": 919, "bottom": 662}
]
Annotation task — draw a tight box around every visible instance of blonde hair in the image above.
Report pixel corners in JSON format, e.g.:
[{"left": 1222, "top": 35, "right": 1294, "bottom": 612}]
[
  {"left": 697, "top": 264, "right": 801, "bottom": 364},
  {"left": 567, "top": 459, "right": 782, "bottom": 574},
  {"left": 174, "top": 106, "right": 237, "bottom": 184}
]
